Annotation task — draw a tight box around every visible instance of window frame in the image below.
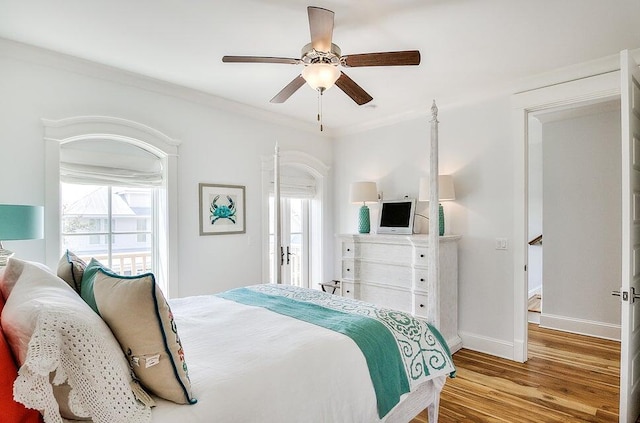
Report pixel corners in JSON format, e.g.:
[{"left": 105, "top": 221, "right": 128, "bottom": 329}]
[{"left": 44, "top": 116, "right": 180, "bottom": 296}]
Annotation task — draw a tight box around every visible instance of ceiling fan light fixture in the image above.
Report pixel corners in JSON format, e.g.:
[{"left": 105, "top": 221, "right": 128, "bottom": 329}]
[{"left": 302, "top": 63, "right": 340, "bottom": 91}]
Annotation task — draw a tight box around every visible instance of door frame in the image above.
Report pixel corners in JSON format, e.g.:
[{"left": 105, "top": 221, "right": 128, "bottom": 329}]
[{"left": 511, "top": 71, "right": 620, "bottom": 362}]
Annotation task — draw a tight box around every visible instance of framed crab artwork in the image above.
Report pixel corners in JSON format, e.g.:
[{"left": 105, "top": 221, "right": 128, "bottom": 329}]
[{"left": 199, "top": 183, "right": 246, "bottom": 235}]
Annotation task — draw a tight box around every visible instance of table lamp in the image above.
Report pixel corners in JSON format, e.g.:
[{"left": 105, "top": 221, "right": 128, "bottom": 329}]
[
  {"left": 0, "top": 204, "right": 44, "bottom": 266},
  {"left": 349, "top": 182, "right": 378, "bottom": 234},
  {"left": 419, "top": 175, "right": 456, "bottom": 236}
]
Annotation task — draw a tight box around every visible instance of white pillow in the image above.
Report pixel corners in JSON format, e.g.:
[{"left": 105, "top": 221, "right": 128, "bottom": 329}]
[{"left": 0, "top": 258, "right": 151, "bottom": 423}]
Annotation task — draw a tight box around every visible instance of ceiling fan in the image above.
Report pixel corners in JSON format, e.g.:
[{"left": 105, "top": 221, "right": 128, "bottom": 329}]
[{"left": 222, "top": 5, "right": 420, "bottom": 125}]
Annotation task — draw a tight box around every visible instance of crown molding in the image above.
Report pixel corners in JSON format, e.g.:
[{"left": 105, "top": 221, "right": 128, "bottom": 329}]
[
  {"left": 332, "top": 48, "right": 640, "bottom": 138},
  {"left": 3, "top": 37, "right": 638, "bottom": 139},
  {"left": 0, "top": 37, "right": 325, "bottom": 137}
]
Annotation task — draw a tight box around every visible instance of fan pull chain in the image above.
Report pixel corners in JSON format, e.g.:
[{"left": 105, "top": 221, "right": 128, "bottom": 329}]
[{"left": 316, "top": 89, "right": 324, "bottom": 132}]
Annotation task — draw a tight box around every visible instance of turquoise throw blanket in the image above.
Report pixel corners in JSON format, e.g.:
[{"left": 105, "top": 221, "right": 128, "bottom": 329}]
[{"left": 218, "top": 285, "right": 455, "bottom": 418}]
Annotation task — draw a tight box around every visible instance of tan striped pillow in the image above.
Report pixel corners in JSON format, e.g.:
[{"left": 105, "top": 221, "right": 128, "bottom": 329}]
[{"left": 81, "top": 259, "right": 196, "bottom": 405}]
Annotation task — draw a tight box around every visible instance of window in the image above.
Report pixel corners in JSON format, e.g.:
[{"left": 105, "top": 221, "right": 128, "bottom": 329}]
[
  {"left": 61, "top": 184, "right": 154, "bottom": 276},
  {"left": 44, "top": 116, "right": 180, "bottom": 296}
]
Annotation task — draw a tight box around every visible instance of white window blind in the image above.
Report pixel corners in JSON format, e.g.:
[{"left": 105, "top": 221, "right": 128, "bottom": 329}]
[
  {"left": 60, "top": 139, "right": 163, "bottom": 187},
  {"left": 269, "top": 168, "right": 316, "bottom": 198}
]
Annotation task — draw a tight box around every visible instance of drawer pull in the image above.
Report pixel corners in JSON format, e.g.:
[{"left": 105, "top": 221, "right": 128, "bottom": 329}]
[
  {"left": 420, "top": 278, "right": 425, "bottom": 282},
  {"left": 419, "top": 304, "right": 424, "bottom": 308},
  {"left": 346, "top": 268, "right": 351, "bottom": 272},
  {"left": 346, "top": 290, "right": 350, "bottom": 293},
  {"left": 347, "top": 248, "right": 351, "bottom": 252},
  {"left": 420, "top": 254, "right": 425, "bottom": 258}
]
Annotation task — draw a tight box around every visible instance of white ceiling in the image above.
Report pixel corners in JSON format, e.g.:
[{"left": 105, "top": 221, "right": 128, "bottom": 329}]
[{"left": 1, "top": 0, "right": 639, "bottom": 134}]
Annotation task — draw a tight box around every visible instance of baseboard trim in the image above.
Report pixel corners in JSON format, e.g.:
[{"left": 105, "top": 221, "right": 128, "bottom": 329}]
[
  {"left": 528, "top": 311, "right": 541, "bottom": 324},
  {"left": 447, "top": 335, "right": 463, "bottom": 354},
  {"left": 540, "top": 313, "right": 620, "bottom": 341},
  {"left": 458, "top": 331, "right": 515, "bottom": 360}
]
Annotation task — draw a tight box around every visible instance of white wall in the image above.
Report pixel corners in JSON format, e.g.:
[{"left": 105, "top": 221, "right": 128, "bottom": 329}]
[
  {"left": 334, "top": 95, "right": 517, "bottom": 349},
  {"left": 528, "top": 117, "right": 543, "bottom": 296},
  {"left": 0, "top": 40, "right": 333, "bottom": 297},
  {"left": 541, "top": 108, "right": 621, "bottom": 333}
]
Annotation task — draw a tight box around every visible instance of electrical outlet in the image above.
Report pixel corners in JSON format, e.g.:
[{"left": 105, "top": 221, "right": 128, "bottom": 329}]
[{"left": 495, "top": 238, "right": 508, "bottom": 250}]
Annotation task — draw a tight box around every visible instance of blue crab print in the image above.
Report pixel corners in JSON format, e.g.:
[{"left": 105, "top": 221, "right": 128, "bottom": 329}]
[{"left": 210, "top": 195, "right": 237, "bottom": 224}]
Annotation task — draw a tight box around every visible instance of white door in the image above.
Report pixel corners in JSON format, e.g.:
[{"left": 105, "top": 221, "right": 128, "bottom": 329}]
[
  {"left": 269, "top": 197, "right": 310, "bottom": 287},
  {"left": 620, "top": 49, "right": 640, "bottom": 423}
]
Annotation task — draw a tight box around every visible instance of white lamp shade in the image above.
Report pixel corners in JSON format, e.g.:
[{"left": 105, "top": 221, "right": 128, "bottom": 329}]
[
  {"left": 302, "top": 63, "right": 341, "bottom": 90},
  {"left": 350, "top": 181, "right": 378, "bottom": 204},
  {"left": 419, "top": 175, "right": 456, "bottom": 202}
]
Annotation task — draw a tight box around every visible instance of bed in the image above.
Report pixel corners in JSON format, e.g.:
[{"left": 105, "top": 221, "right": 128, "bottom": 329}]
[
  {"left": 0, "top": 103, "right": 450, "bottom": 422},
  {"left": 0, "top": 259, "right": 454, "bottom": 423}
]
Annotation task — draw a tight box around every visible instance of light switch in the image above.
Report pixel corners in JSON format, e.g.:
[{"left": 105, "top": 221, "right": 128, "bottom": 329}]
[{"left": 495, "top": 238, "right": 508, "bottom": 250}]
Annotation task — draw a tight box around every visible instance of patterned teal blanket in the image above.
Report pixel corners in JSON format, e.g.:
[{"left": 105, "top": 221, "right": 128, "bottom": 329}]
[{"left": 218, "top": 284, "right": 455, "bottom": 418}]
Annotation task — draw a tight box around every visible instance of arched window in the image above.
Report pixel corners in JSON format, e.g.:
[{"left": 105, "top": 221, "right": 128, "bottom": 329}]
[{"left": 44, "top": 116, "right": 180, "bottom": 295}]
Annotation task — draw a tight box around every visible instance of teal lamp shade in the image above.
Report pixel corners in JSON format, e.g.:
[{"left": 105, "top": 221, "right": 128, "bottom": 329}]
[
  {"left": 350, "top": 182, "right": 378, "bottom": 234},
  {"left": 0, "top": 204, "right": 44, "bottom": 265},
  {"left": 419, "top": 175, "right": 456, "bottom": 236}
]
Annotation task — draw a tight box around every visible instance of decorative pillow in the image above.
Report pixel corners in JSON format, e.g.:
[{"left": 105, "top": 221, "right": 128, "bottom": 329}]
[
  {"left": 1, "top": 258, "right": 151, "bottom": 423},
  {"left": 57, "top": 250, "right": 86, "bottom": 294},
  {"left": 0, "top": 258, "right": 52, "bottom": 300},
  {"left": 81, "top": 259, "right": 196, "bottom": 405},
  {"left": 0, "top": 294, "right": 43, "bottom": 423}
]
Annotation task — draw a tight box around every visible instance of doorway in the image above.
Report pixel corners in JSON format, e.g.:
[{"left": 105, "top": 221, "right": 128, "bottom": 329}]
[
  {"left": 261, "top": 149, "right": 331, "bottom": 289},
  {"left": 526, "top": 101, "right": 622, "bottom": 339},
  {"left": 269, "top": 196, "right": 310, "bottom": 287},
  {"left": 512, "top": 70, "right": 620, "bottom": 363}
]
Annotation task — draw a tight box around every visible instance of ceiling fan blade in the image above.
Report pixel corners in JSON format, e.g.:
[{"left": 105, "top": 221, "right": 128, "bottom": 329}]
[
  {"left": 270, "top": 75, "right": 306, "bottom": 103},
  {"left": 335, "top": 72, "right": 373, "bottom": 106},
  {"left": 222, "top": 56, "right": 301, "bottom": 65},
  {"left": 308, "top": 6, "right": 334, "bottom": 52},
  {"left": 342, "top": 50, "right": 421, "bottom": 67}
]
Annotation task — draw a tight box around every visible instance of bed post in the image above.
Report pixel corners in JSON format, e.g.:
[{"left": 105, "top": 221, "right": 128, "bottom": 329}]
[
  {"left": 274, "top": 143, "right": 282, "bottom": 284},
  {"left": 428, "top": 101, "right": 440, "bottom": 328}
]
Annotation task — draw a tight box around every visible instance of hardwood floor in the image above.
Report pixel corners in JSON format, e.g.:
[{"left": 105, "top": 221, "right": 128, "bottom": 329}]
[{"left": 411, "top": 324, "right": 620, "bottom": 422}]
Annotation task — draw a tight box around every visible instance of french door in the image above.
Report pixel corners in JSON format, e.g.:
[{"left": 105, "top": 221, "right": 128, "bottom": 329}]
[
  {"left": 269, "top": 197, "right": 310, "bottom": 287},
  {"left": 619, "top": 49, "right": 640, "bottom": 423}
]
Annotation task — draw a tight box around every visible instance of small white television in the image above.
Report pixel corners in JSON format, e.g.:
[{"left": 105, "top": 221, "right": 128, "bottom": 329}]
[{"left": 376, "top": 199, "right": 416, "bottom": 234}]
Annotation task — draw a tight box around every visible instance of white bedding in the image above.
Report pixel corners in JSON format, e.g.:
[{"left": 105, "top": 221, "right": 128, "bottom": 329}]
[{"left": 151, "top": 294, "right": 445, "bottom": 423}]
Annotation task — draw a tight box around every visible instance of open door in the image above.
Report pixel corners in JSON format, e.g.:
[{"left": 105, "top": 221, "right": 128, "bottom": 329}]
[{"left": 619, "top": 49, "right": 640, "bottom": 423}]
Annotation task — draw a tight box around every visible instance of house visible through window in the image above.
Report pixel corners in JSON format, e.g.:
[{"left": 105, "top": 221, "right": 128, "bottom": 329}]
[{"left": 61, "top": 184, "right": 154, "bottom": 276}]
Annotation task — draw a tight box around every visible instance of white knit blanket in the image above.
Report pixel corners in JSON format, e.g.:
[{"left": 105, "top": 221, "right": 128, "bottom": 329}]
[{"left": 14, "top": 310, "right": 151, "bottom": 423}]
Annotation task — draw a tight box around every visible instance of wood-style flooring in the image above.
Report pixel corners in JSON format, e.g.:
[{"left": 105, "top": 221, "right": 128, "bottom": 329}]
[{"left": 411, "top": 324, "right": 620, "bottom": 422}]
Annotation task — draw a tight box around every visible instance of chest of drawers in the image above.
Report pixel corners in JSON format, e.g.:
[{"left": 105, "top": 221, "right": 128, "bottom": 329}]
[{"left": 337, "top": 234, "right": 461, "bottom": 352}]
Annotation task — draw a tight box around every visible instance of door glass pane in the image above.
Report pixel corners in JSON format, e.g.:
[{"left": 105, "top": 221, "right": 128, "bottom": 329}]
[{"left": 289, "top": 199, "right": 303, "bottom": 287}]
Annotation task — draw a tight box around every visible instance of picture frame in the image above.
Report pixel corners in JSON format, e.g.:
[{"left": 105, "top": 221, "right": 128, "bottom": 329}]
[{"left": 199, "top": 183, "right": 246, "bottom": 235}]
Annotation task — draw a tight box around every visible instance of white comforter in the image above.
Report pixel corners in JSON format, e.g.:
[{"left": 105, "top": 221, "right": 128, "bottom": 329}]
[{"left": 151, "top": 294, "right": 441, "bottom": 423}]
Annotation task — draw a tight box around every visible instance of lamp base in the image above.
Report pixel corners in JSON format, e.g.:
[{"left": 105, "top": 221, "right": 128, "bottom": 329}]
[
  {"left": 358, "top": 205, "right": 371, "bottom": 234},
  {"left": 0, "top": 248, "right": 15, "bottom": 267}
]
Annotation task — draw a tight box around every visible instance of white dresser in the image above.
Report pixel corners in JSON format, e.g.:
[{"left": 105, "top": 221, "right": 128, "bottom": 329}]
[{"left": 337, "top": 234, "right": 461, "bottom": 352}]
